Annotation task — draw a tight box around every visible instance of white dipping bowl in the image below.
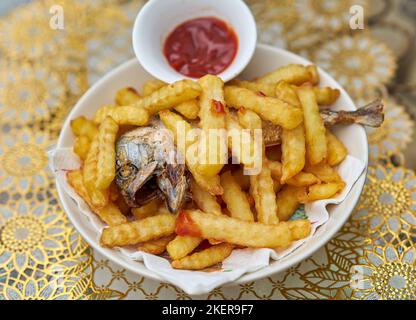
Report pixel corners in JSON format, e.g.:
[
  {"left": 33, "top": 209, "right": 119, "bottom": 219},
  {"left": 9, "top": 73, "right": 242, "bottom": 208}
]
[
  {"left": 132, "top": 0, "right": 257, "bottom": 83},
  {"left": 57, "top": 44, "right": 368, "bottom": 295}
]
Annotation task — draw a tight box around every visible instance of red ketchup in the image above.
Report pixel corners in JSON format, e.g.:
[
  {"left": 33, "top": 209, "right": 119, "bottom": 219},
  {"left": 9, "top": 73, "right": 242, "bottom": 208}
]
[{"left": 164, "top": 17, "right": 238, "bottom": 78}]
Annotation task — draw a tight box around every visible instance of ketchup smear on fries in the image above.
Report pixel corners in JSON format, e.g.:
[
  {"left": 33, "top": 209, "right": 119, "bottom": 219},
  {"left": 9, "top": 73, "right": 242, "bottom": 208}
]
[{"left": 164, "top": 17, "right": 238, "bottom": 78}]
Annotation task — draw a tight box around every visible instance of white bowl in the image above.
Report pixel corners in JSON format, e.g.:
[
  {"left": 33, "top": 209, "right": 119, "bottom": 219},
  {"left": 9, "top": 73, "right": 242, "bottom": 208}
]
[
  {"left": 57, "top": 44, "right": 368, "bottom": 292},
  {"left": 132, "top": 0, "right": 257, "bottom": 83}
]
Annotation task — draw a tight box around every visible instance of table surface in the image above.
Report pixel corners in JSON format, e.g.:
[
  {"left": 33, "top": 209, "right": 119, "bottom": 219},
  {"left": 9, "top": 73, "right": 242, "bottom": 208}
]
[{"left": 0, "top": 0, "right": 415, "bottom": 300}]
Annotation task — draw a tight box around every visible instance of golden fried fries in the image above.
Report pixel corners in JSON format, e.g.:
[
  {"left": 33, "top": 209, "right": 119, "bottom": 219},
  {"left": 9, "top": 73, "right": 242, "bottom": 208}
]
[
  {"left": 275, "top": 81, "right": 300, "bottom": 107},
  {"left": 307, "top": 65, "right": 319, "bottom": 85},
  {"left": 281, "top": 124, "right": 306, "bottom": 183},
  {"left": 229, "top": 80, "right": 276, "bottom": 97},
  {"left": 220, "top": 171, "right": 254, "bottom": 221},
  {"left": 171, "top": 243, "right": 234, "bottom": 270},
  {"left": 67, "top": 170, "right": 95, "bottom": 209},
  {"left": 326, "top": 131, "right": 347, "bottom": 166},
  {"left": 191, "top": 178, "right": 222, "bottom": 215},
  {"left": 287, "top": 172, "right": 320, "bottom": 187},
  {"left": 288, "top": 219, "right": 312, "bottom": 240},
  {"left": 313, "top": 87, "right": 340, "bottom": 105},
  {"left": 142, "top": 79, "right": 166, "bottom": 96},
  {"left": 95, "top": 202, "right": 128, "bottom": 226},
  {"left": 70, "top": 116, "right": 98, "bottom": 140},
  {"left": 137, "top": 235, "right": 175, "bottom": 255},
  {"left": 167, "top": 235, "right": 203, "bottom": 260},
  {"left": 100, "top": 214, "right": 176, "bottom": 247},
  {"left": 302, "top": 182, "right": 345, "bottom": 202},
  {"left": 304, "top": 163, "right": 341, "bottom": 183},
  {"left": 276, "top": 185, "right": 301, "bottom": 221},
  {"left": 250, "top": 163, "right": 279, "bottom": 225},
  {"left": 176, "top": 210, "right": 309, "bottom": 248},
  {"left": 96, "top": 117, "right": 119, "bottom": 190},
  {"left": 115, "top": 87, "right": 141, "bottom": 105},
  {"left": 83, "top": 137, "right": 108, "bottom": 208},
  {"left": 237, "top": 107, "right": 263, "bottom": 130},
  {"left": 138, "top": 79, "right": 201, "bottom": 115},
  {"left": 256, "top": 64, "right": 312, "bottom": 85},
  {"left": 297, "top": 87, "right": 327, "bottom": 165},
  {"left": 131, "top": 199, "right": 161, "bottom": 220},
  {"left": 232, "top": 167, "right": 250, "bottom": 191},
  {"left": 73, "top": 136, "right": 91, "bottom": 160},
  {"left": 225, "top": 86, "right": 303, "bottom": 129},
  {"left": 174, "top": 99, "right": 200, "bottom": 119},
  {"left": 196, "top": 75, "right": 227, "bottom": 177},
  {"left": 93, "top": 105, "right": 149, "bottom": 126}
]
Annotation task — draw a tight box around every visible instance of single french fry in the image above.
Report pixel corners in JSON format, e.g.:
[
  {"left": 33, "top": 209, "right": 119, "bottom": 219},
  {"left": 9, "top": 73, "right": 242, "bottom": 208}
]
[
  {"left": 297, "top": 87, "right": 327, "bottom": 165},
  {"left": 115, "top": 87, "right": 141, "bottom": 105},
  {"left": 313, "top": 87, "right": 340, "bottom": 105},
  {"left": 304, "top": 163, "right": 341, "bottom": 183},
  {"left": 70, "top": 116, "right": 98, "bottom": 140},
  {"left": 303, "top": 182, "right": 345, "bottom": 202},
  {"left": 281, "top": 124, "right": 306, "bottom": 183},
  {"left": 83, "top": 137, "right": 108, "bottom": 208},
  {"left": 228, "top": 80, "right": 277, "bottom": 97},
  {"left": 221, "top": 171, "right": 254, "bottom": 221},
  {"left": 171, "top": 243, "right": 234, "bottom": 270},
  {"left": 191, "top": 178, "right": 222, "bottom": 215},
  {"left": 131, "top": 199, "right": 161, "bottom": 220},
  {"left": 288, "top": 219, "right": 312, "bottom": 240},
  {"left": 326, "top": 130, "right": 347, "bottom": 166},
  {"left": 96, "top": 117, "right": 119, "bottom": 190},
  {"left": 167, "top": 235, "right": 203, "bottom": 260},
  {"left": 268, "top": 160, "right": 282, "bottom": 179},
  {"left": 196, "top": 75, "right": 227, "bottom": 177},
  {"left": 275, "top": 81, "right": 300, "bottom": 107},
  {"left": 73, "top": 136, "right": 91, "bottom": 160},
  {"left": 67, "top": 169, "right": 96, "bottom": 210},
  {"left": 276, "top": 185, "right": 301, "bottom": 221},
  {"left": 137, "top": 235, "right": 175, "bottom": 255},
  {"left": 307, "top": 65, "right": 319, "bottom": 85},
  {"left": 237, "top": 107, "right": 263, "bottom": 130},
  {"left": 93, "top": 105, "right": 149, "bottom": 126},
  {"left": 100, "top": 214, "right": 176, "bottom": 247},
  {"left": 250, "top": 163, "right": 279, "bottom": 225},
  {"left": 142, "top": 79, "right": 166, "bottom": 96},
  {"left": 287, "top": 172, "right": 320, "bottom": 187},
  {"left": 174, "top": 99, "right": 200, "bottom": 119},
  {"left": 159, "top": 110, "right": 223, "bottom": 195},
  {"left": 225, "top": 86, "right": 303, "bottom": 129},
  {"left": 137, "top": 79, "right": 201, "bottom": 115},
  {"left": 256, "top": 64, "right": 312, "bottom": 85},
  {"left": 176, "top": 210, "right": 299, "bottom": 248},
  {"left": 95, "top": 202, "right": 128, "bottom": 226}
]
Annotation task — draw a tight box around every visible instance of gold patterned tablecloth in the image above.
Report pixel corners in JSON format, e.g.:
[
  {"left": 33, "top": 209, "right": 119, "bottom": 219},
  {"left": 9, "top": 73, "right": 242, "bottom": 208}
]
[{"left": 0, "top": 0, "right": 415, "bottom": 300}]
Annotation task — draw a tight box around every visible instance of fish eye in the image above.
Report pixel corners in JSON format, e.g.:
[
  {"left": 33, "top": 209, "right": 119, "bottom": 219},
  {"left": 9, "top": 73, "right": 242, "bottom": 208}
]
[{"left": 117, "top": 163, "right": 138, "bottom": 180}]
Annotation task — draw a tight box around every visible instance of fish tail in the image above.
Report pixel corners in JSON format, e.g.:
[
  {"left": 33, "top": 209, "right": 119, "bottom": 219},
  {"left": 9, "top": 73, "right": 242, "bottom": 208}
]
[{"left": 352, "top": 98, "right": 384, "bottom": 127}]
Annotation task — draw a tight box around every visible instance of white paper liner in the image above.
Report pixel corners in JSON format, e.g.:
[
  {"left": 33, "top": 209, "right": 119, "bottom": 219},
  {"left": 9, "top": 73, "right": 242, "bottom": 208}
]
[{"left": 49, "top": 148, "right": 365, "bottom": 295}]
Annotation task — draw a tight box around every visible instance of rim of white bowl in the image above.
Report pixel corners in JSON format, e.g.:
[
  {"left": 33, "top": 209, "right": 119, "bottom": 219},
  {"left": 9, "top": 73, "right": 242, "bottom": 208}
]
[{"left": 57, "top": 43, "right": 368, "bottom": 288}]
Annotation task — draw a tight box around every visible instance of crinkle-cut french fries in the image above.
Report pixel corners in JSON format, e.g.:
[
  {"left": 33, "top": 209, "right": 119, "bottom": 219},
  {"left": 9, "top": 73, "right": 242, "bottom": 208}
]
[
  {"left": 288, "top": 219, "right": 312, "bottom": 240},
  {"left": 171, "top": 243, "right": 234, "bottom": 270},
  {"left": 191, "top": 178, "right": 222, "bottom": 215},
  {"left": 137, "top": 79, "right": 201, "bottom": 115},
  {"left": 256, "top": 64, "right": 313, "bottom": 85},
  {"left": 115, "top": 87, "right": 141, "bottom": 105},
  {"left": 173, "top": 100, "right": 199, "bottom": 120},
  {"left": 297, "top": 87, "right": 327, "bottom": 165},
  {"left": 176, "top": 210, "right": 310, "bottom": 248},
  {"left": 237, "top": 107, "right": 263, "bottom": 130},
  {"left": 83, "top": 137, "right": 109, "bottom": 208},
  {"left": 96, "top": 117, "right": 119, "bottom": 190},
  {"left": 137, "top": 234, "right": 175, "bottom": 255},
  {"left": 131, "top": 198, "right": 161, "bottom": 220},
  {"left": 304, "top": 163, "right": 341, "bottom": 183},
  {"left": 313, "top": 87, "right": 340, "bottom": 105},
  {"left": 232, "top": 167, "right": 250, "bottom": 191},
  {"left": 276, "top": 185, "right": 302, "bottom": 221},
  {"left": 299, "top": 182, "right": 345, "bottom": 203},
  {"left": 73, "top": 136, "right": 91, "bottom": 160},
  {"left": 220, "top": 171, "right": 254, "bottom": 222},
  {"left": 326, "top": 131, "right": 348, "bottom": 166},
  {"left": 307, "top": 65, "right": 319, "bottom": 85},
  {"left": 67, "top": 170, "right": 126, "bottom": 225},
  {"left": 100, "top": 214, "right": 176, "bottom": 247},
  {"left": 159, "top": 110, "right": 223, "bottom": 195},
  {"left": 70, "top": 116, "right": 98, "bottom": 140},
  {"left": 228, "top": 80, "right": 277, "bottom": 97},
  {"left": 275, "top": 81, "right": 300, "bottom": 107},
  {"left": 287, "top": 172, "right": 320, "bottom": 187},
  {"left": 225, "top": 86, "right": 303, "bottom": 129},
  {"left": 142, "top": 79, "right": 166, "bottom": 96},
  {"left": 281, "top": 124, "right": 306, "bottom": 183},
  {"left": 93, "top": 105, "right": 149, "bottom": 126},
  {"left": 196, "top": 75, "right": 227, "bottom": 177},
  {"left": 250, "top": 162, "right": 279, "bottom": 225},
  {"left": 167, "top": 235, "right": 203, "bottom": 260}
]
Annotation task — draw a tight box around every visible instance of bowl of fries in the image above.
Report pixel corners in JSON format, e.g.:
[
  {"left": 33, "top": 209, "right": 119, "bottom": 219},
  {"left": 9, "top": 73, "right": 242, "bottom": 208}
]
[{"left": 55, "top": 43, "right": 368, "bottom": 293}]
